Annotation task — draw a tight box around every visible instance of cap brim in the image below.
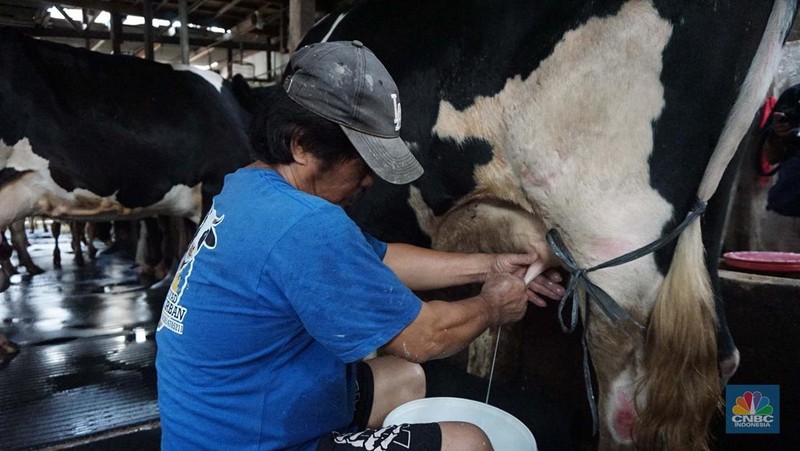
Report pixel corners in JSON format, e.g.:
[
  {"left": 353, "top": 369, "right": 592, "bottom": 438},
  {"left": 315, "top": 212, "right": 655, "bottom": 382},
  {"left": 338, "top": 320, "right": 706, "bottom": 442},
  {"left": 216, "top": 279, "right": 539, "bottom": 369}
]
[{"left": 340, "top": 126, "right": 423, "bottom": 184}]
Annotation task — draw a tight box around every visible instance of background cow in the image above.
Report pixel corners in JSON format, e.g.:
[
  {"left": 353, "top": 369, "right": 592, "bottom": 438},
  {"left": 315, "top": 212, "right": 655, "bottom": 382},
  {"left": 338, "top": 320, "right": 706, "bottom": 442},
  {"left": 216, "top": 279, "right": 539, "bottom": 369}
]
[
  {"left": 0, "top": 27, "right": 255, "bottom": 291},
  {"left": 298, "top": 1, "right": 797, "bottom": 449}
]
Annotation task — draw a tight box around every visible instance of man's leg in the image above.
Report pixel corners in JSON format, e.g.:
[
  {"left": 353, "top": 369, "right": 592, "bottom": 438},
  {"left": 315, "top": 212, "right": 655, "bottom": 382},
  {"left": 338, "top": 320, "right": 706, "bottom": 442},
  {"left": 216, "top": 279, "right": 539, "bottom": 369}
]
[
  {"left": 364, "top": 355, "right": 426, "bottom": 428},
  {"left": 439, "top": 422, "right": 492, "bottom": 450},
  {"left": 355, "top": 356, "right": 493, "bottom": 450},
  {"left": 318, "top": 421, "right": 492, "bottom": 451}
]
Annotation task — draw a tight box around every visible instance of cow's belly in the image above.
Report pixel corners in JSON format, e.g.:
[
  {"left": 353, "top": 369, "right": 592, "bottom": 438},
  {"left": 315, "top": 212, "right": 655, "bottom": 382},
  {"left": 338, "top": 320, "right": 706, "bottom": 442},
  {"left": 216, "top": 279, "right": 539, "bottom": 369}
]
[{"left": 0, "top": 138, "right": 202, "bottom": 226}]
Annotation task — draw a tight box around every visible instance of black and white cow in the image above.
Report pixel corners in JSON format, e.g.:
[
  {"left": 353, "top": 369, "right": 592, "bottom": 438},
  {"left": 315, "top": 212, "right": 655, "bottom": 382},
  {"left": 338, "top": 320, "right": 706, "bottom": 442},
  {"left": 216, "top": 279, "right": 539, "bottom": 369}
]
[
  {"left": 298, "top": 1, "right": 797, "bottom": 449},
  {"left": 0, "top": 28, "right": 254, "bottom": 292}
]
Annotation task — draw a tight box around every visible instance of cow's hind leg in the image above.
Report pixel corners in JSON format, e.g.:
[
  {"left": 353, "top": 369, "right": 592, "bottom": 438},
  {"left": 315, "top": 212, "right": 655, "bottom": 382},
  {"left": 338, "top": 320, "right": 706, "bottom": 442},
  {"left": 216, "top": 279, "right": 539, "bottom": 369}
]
[
  {"left": 711, "top": 265, "right": 739, "bottom": 385},
  {"left": 70, "top": 221, "right": 85, "bottom": 267},
  {"left": 0, "top": 231, "right": 13, "bottom": 291},
  {"left": 52, "top": 221, "right": 62, "bottom": 269},
  {"left": 0, "top": 332, "right": 19, "bottom": 362},
  {"left": 10, "top": 220, "right": 43, "bottom": 275},
  {"left": 85, "top": 222, "right": 98, "bottom": 259}
]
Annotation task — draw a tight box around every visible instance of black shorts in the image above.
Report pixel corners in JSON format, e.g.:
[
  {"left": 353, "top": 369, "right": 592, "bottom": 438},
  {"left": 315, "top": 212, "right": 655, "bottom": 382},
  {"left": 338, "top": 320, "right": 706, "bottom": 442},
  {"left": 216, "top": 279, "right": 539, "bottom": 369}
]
[
  {"left": 316, "top": 362, "right": 442, "bottom": 451},
  {"left": 315, "top": 423, "right": 442, "bottom": 451}
]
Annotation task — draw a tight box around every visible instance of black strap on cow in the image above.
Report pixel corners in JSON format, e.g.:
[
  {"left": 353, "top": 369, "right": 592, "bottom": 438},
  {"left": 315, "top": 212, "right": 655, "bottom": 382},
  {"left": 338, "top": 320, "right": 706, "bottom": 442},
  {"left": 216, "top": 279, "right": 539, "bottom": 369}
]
[{"left": 545, "top": 197, "right": 707, "bottom": 436}]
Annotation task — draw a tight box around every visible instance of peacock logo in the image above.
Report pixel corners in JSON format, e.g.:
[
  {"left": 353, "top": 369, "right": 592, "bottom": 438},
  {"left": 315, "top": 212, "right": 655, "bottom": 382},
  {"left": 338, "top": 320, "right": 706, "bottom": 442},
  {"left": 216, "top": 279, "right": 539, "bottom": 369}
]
[
  {"left": 727, "top": 385, "right": 779, "bottom": 433},
  {"left": 732, "top": 391, "right": 773, "bottom": 416}
]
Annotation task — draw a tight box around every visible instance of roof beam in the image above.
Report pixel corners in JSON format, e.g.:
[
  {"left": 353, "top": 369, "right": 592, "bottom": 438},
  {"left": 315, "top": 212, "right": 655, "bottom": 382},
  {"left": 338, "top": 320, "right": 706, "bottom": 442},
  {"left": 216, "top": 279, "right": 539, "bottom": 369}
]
[
  {"left": 23, "top": 26, "right": 278, "bottom": 51},
  {"left": 47, "top": 0, "right": 142, "bottom": 16}
]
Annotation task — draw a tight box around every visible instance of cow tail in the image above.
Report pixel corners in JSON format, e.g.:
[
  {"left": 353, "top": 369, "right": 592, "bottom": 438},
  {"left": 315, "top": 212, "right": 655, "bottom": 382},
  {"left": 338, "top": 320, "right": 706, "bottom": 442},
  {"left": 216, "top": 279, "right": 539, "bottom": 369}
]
[
  {"left": 637, "top": 2, "right": 795, "bottom": 449},
  {"left": 637, "top": 218, "right": 718, "bottom": 450}
]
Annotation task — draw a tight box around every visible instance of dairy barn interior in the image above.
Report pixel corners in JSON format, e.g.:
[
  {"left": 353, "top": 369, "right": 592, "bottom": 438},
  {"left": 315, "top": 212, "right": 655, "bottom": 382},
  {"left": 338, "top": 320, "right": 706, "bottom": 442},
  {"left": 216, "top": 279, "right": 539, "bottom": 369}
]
[{"left": 0, "top": 1, "right": 799, "bottom": 450}]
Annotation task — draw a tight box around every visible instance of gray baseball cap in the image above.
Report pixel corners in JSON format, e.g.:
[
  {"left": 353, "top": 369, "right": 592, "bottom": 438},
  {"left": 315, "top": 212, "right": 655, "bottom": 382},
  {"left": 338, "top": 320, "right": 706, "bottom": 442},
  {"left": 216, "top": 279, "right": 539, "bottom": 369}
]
[{"left": 283, "top": 40, "right": 423, "bottom": 184}]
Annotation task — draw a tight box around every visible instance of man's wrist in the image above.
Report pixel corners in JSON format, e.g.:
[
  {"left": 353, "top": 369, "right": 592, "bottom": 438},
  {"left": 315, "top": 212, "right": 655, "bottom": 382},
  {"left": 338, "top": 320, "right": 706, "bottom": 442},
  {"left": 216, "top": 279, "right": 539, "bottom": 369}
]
[{"left": 474, "top": 294, "right": 499, "bottom": 326}]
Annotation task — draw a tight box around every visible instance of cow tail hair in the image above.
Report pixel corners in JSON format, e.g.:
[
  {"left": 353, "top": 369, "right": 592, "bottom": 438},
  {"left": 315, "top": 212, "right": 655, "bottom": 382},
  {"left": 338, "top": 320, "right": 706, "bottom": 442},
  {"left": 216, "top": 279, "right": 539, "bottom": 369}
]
[
  {"left": 635, "top": 2, "right": 795, "bottom": 448},
  {"left": 635, "top": 219, "right": 719, "bottom": 451}
]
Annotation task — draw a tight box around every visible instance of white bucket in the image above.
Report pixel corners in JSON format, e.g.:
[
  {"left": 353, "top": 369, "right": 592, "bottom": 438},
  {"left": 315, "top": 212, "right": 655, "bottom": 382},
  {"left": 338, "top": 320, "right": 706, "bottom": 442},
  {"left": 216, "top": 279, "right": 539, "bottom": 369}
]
[{"left": 383, "top": 397, "right": 537, "bottom": 451}]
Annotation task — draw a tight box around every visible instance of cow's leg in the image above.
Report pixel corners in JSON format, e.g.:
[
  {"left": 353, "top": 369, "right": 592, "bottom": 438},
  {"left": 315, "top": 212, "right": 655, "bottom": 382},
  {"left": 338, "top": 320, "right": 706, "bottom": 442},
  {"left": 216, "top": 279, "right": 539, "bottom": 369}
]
[
  {"left": 136, "top": 217, "right": 165, "bottom": 281},
  {"left": 0, "top": 332, "right": 19, "bottom": 361},
  {"left": 425, "top": 199, "right": 558, "bottom": 381},
  {"left": 135, "top": 219, "right": 153, "bottom": 279},
  {"left": 714, "top": 270, "right": 740, "bottom": 385},
  {"left": 0, "top": 231, "right": 14, "bottom": 291},
  {"left": 85, "top": 222, "right": 98, "bottom": 259},
  {"left": 92, "top": 221, "right": 113, "bottom": 254},
  {"left": 70, "top": 221, "right": 85, "bottom": 267},
  {"left": 52, "top": 221, "right": 62, "bottom": 269},
  {"left": 9, "top": 220, "right": 43, "bottom": 275},
  {"left": 150, "top": 217, "right": 168, "bottom": 281},
  {"left": 110, "top": 220, "right": 138, "bottom": 258},
  {"left": 0, "top": 170, "right": 50, "bottom": 291}
]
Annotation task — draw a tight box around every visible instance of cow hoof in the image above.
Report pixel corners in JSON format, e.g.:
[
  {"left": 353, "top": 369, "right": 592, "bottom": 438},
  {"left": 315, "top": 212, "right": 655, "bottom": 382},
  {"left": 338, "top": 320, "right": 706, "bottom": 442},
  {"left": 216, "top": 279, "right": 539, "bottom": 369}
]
[
  {"left": 0, "top": 334, "right": 20, "bottom": 356},
  {"left": 27, "top": 265, "right": 45, "bottom": 276},
  {"left": 74, "top": 255, "right": 85, "bottom": 267},
  {"left": 0, "top": 335, "right": 20, "bottom": 368},
  {"left": 0, "top": 272, "right": 9, "bottom": 292}
]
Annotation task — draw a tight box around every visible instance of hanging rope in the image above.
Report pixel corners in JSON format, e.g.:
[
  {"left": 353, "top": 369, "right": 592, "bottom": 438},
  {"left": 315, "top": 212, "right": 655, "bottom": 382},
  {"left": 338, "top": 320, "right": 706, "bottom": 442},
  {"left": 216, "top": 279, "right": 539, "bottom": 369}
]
[{"left": 546, "top": 198, "right": 707, "bottom": 434}]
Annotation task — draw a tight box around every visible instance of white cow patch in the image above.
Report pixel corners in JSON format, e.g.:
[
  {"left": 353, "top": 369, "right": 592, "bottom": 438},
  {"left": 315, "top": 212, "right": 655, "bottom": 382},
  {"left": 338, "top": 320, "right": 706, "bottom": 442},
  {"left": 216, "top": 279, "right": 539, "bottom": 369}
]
[
  {"left": 0, "top": 138, "right": 202, "bottom": 228},
  {"left": 173, "top": 65, "right": 224, "bottom": 93},
  {"left": 424, "top": 0, "right": 673, "bottom": 310}
]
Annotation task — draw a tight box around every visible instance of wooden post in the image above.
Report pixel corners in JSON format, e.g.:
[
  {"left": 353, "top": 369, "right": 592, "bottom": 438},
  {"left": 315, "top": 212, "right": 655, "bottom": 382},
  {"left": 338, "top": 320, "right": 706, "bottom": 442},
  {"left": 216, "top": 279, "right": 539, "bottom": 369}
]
[
  {"left": 143, "top": 0, "right": 155, "bottom": 60},
  {"left": 289, "top": 0, "right": 315, "bottom": 53},
  {"left": 110, "top": 12, "right": 123, "bottom": 54},
  {"left": 178, "top": 0, "right": 189, "bottom": 64}
]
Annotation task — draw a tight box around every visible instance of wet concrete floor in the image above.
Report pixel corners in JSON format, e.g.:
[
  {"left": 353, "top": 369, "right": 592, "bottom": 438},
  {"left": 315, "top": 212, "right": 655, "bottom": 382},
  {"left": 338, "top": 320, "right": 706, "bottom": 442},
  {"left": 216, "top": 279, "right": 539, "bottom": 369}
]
[{"left": 0, "top": 227, "right": 164, "bottom": 450}]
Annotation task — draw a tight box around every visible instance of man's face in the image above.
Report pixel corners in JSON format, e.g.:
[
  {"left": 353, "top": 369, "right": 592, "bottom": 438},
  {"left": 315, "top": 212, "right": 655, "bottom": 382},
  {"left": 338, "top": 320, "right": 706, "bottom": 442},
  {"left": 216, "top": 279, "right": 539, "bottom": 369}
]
[{"left": 308, "top": 156, "right": 374, "bottom": 205}]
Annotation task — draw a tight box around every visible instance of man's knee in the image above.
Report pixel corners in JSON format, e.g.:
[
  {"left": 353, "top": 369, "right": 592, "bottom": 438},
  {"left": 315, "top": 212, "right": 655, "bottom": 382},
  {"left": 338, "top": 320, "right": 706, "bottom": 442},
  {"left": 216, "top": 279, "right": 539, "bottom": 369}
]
[
  {"left": 398, "top": 359, "right": 426, "bottom": 401},
  {"left": 369, "top": 355, "right": 426, "bottom": 402},
  {"left": 439, "top": 422, "right": 493, "bottom": 451}
]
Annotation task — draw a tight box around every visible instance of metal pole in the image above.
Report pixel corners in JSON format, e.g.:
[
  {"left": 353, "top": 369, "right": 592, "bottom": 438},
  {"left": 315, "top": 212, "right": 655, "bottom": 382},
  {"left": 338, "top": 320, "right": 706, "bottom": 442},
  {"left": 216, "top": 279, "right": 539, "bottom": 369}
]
[{"left": 82, "top": 8, "right": 90, "bottom": 49}]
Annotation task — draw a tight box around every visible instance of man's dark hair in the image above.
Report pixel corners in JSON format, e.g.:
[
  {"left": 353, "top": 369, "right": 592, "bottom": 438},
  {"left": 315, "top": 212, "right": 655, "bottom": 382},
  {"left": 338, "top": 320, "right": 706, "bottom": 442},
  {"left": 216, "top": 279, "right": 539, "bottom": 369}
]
[{"left": 250, "top": 86, "right": 360, "bottom": 169}]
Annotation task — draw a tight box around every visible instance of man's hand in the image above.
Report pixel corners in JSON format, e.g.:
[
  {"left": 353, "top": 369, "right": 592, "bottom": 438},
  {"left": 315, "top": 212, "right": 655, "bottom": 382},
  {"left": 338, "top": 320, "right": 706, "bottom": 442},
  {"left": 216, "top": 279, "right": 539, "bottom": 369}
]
[
  {"left": 527, "top": 270, "right": 565, "bottom": 307},
  {"left": 479, "top": 273, "right": 529, "bottom": 325},
  {"left": 486, "top": 253, "right": 565, "bottom": 307}
]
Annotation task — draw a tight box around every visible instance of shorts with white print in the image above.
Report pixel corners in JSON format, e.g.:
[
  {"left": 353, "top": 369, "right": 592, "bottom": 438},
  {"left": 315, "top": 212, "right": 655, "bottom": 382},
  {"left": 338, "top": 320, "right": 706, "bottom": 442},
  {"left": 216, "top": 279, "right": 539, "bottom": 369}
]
[{"left": 316, "top": 423, "right": 442, "bottom": 451}]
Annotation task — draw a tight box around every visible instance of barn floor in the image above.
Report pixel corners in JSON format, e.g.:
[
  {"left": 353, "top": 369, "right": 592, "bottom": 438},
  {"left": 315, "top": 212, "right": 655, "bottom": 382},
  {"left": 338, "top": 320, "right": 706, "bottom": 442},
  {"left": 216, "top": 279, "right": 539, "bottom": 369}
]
[
  {"left": 0, "top": 229, "right": 797, "bottom": 450},
  {"left": 0, "top": 229, "right": 163, "bottom": 450}
]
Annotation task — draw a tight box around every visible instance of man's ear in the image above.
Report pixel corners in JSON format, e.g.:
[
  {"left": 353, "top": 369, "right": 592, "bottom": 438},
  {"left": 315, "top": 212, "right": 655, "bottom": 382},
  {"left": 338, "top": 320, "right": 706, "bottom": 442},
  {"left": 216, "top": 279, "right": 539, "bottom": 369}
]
[{"left": 290, "top": 135, "right": 310, "bottom": 165}]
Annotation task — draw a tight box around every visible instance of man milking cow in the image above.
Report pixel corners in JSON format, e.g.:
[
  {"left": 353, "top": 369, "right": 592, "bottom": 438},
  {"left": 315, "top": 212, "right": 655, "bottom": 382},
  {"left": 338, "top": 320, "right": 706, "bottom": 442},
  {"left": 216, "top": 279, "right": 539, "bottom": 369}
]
[{"left": 156, "top": 41, "right": 564, "bottom": 450}]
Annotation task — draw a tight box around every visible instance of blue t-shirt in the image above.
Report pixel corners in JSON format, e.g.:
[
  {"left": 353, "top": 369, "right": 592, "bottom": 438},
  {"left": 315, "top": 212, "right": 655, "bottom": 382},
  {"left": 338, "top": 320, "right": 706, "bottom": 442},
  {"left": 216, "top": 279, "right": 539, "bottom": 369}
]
[{"left": 156, "top": 167, "right": 422, "bottom": 451}]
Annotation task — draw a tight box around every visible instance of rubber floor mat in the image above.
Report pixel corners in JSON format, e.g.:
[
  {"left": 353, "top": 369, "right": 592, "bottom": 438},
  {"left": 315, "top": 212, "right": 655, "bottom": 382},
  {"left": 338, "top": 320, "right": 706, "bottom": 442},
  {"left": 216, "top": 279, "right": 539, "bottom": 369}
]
[{"left": 0, "top": 335, "right": 158, "bottom": 450}]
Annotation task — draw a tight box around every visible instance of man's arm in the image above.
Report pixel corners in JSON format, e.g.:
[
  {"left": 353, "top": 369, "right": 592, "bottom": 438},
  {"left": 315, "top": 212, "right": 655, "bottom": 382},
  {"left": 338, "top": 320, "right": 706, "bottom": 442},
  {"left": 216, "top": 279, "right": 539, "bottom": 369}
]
[
  {"left": 382, "top": 243, "right": 564, "bottom": 305},
  {"left": 383, "top": 243, "right": 499, "bottom": 290},
  {"left": 382, "top": 272, "right": 528, "bottom": 363}
]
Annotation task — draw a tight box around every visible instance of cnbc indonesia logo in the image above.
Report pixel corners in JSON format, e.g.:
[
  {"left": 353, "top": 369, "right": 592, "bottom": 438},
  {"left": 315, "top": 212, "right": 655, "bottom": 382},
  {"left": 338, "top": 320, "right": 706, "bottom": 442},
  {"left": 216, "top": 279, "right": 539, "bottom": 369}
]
[{"left": 726, "top": 385, "right": 780, "bottom": 434}]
